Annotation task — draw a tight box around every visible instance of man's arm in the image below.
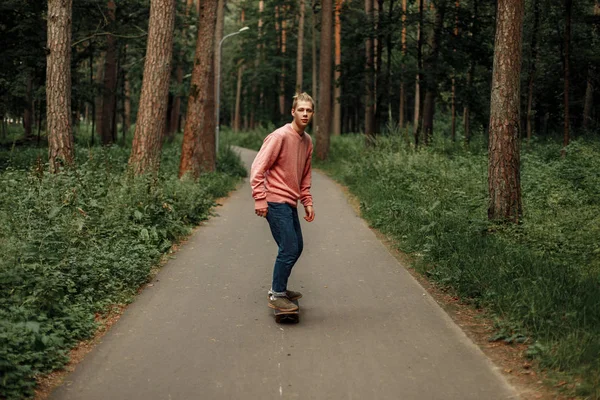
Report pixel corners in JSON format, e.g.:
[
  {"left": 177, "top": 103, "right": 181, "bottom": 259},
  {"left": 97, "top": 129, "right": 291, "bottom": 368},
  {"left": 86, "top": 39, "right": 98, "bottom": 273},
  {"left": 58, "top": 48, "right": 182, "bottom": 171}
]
[
  {"left": 250, "top": 134, "right": 282, "bottom": 215},
  {"left": 300, "top": 144, "right": 314, "bottom": 222}
]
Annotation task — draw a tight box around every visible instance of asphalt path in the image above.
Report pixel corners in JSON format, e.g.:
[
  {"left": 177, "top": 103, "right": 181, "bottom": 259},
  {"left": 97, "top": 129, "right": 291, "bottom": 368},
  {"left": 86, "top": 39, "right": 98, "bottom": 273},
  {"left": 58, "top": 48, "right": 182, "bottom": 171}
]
[{"left": 49, "top": 146, "right": 519, "bottom": 400}]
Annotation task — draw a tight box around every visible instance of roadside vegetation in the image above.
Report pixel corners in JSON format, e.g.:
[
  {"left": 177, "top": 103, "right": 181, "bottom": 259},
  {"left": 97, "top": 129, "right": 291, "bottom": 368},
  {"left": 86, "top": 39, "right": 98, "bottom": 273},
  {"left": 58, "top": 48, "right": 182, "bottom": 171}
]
[
  {"left": 223, "top": 126, "right": 600, "bottom": 398},
  {"left": 0, "top": 127, "right": 246, "bottom": 399}
]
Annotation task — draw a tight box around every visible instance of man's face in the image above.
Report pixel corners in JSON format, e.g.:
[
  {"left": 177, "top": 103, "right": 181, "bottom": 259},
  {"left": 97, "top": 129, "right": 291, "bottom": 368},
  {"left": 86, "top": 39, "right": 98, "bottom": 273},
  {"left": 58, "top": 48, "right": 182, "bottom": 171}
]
[{"left": 291, "top": 100, "right": 314, "bottom": 131}]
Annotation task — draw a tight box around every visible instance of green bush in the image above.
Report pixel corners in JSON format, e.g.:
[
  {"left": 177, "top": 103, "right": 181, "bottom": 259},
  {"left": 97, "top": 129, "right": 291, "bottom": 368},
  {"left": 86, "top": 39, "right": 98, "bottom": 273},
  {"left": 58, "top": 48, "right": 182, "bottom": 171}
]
[
  {"left": 0, "top": 140, "right": 246, "bottom": 399},
  {"left": 219, "top": 125, "right": 273, "bottom": 151},
  {"left": 310, "top": 133, "right": 600, "bottom": 395}
]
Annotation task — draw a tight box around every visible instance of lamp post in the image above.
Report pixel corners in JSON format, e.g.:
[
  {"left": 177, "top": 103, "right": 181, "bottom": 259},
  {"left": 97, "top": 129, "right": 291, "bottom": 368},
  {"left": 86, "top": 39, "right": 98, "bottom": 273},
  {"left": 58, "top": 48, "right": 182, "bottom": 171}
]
[{"left": 216, "top": 26, "right": 250, "bottom": 154}]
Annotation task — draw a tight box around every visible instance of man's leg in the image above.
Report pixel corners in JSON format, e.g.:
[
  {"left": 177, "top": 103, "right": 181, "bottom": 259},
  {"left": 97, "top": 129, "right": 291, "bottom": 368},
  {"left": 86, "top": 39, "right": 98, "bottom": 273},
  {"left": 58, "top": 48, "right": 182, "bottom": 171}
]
[{"left": 266, "top": 203, "right": 301, "bottom": 310}]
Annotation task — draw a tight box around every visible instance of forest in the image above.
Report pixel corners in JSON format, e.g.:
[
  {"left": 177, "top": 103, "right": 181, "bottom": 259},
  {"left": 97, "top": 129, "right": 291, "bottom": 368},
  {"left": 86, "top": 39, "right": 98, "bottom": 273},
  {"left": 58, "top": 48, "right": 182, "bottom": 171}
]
[{"left": 1, "top": 0, "right": 599, "bottom": 398}]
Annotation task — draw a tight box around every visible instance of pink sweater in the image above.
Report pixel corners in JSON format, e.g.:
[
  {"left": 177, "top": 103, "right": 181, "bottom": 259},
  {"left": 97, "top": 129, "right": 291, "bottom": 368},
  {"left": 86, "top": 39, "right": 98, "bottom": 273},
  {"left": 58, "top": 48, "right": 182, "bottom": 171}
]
[{"left": 250, "top": 123, "right": 313, "bottom": 210}]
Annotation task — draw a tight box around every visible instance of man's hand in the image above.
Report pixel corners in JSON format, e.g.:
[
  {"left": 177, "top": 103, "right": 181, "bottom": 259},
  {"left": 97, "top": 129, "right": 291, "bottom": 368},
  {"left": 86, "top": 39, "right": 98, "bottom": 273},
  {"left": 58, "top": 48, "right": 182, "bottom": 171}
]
[
  {"left": 255, "top": 208, "right": 268, "bottom": 218},
  {"left": 304, "top": 205, "right": 315, "bottom": 222}
]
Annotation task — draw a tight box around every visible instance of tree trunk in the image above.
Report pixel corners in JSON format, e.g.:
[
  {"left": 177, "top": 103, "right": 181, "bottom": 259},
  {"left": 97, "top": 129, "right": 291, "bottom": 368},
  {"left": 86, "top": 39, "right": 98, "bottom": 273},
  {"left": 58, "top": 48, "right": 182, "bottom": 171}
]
[
  {"left": 179, "top": 0, "right": 217, "bottom": 178},
  {"left": 526, "top": 0, "right": 540, "bottom": 143},
  {"left": 169, "top": 45, "right": 184, "bottom": 138},
  {"left": 487, "top": 0, "right": 524, "bottom": 223},
  {"left": 583, "top": 69, "right": 595, "bottom": 130},
  {"left": 233, "top": 6, "right": 245, "bottom": 132},
  {"left": 1, "top": 115, "right": 5, "bottom": 140},
  {"left": 463, "top": 0, "right": 477, "bottom": 145},
  {"left": 374, "top": 0, "right": 385, "bottom": 134},
  {"left": 421, "top": 2, "right": 445, "bottom": 145},
  {"left": 450, "top": 0, "right": 459, "bottom": 142},
  {"left": 385, "top": 0, "right": 395, "bottom": 126},
  {"left": 214, "top": 0, "right": 225, "bottom": 105},
  {"left": 88, "top": 43, "right": 93, "bottom": 129},
  {"left": 250, "top": 0, "right": 264, "bottom": 129},
  {"left": 316, "top": 0, "right": 333, "bottom": 160},
  {"left": 100, "top": 1, "right": 118, "bottom": 145},
  {"left": 413, "top": 0, "right": 424, "bottom": 148},
  {"left": 333, "top": 0, "right": 343, "bottom": 136},
  {"left": 47, "top": 0, "right": 75, "bottom": 172},
  {"left": 582, "top": 2, "right": 598, "bottom": 129},
  {"left": 312, "top": 0, "right": 318, "bottom": 104},
  {"left": 562, "top": 0, "right": 572, "bottom": 157},
  {"left": 234, "top": 64, "right": 244, "bottom": 132},
  {"left": 296, "top": 0, "right": 305, "bottom": 92},
  {"left": 399, "top": 0, "right": 407, "bottom": 128},
  {"left": 118, "top": 45, "right": 126, "bottom": 143},
  {"left": 94, "top": 52, "right": 104, "bottom": 145},
  {"left": 124, "top": 65, "right": 131, "bottom": 136},
  {"left": 128, "top": 0, "right": 175, "bottom": 175},
  {"left": 275, "top": 6, "right": 287, "bottom": 115},
  {"left": 364, "top": 0, "right": 375, "bottom": 141},
  {"left": 167, "top": 0, "right": 194, "bottom": 140},
  {"left": 24, "top": 71, "right": 34, "bottom": 138},
  {"left": 243, "top": 84, "right": 249, "bottom": 130}
]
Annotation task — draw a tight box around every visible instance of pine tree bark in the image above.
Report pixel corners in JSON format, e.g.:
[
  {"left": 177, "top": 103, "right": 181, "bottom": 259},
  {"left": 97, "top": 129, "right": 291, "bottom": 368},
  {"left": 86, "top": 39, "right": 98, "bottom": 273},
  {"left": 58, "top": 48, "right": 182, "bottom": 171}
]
[
  {"left": 583, "top": 67, "right": 595, "bottom": 129},
  {"left": 251, "top": 0, "right": 264, "bottom": 129},
  {"left": 364, "top": 0, "right": 375, "bottom": 141},
  {"left": 413, "top": 0, "right": 424, "bottom": 147},
  {"left": 463, "top": 0, "right": 477, "bottom": 145},
  {"left": 179, "top": 0, "right": 217, "bottom": 178},
  {"left": 582, "top": 1, "right": 598, "bottom": 129},
  {"left": 214, "top": 0, "right": 225, "bottom": 104},
  {"left": 316, "top": 0, "right": 333, "bottom": 160},
  {"left": 422, "top": 2, "right": 445, "bottom": 145},
  {"left": 233, "top": 7, "right": 245, "bottom": 132},
  {"left": 312, "top": 0, "right": 318, "bottom": 103},
  {"left": 119, "top": 45, "right": 127, "bottom": 142},
  {"left": 169, "top": 1, "right": 194, "bottom": 140},
  {"left": 562, "top": 0, "right": 572, "bottom": 157},
  {"left": 399, "top": 0, "right": 407, "bottom": 128},
  {"left": 100, "top": 1, "right": 118, "bottom": 145},
  {"left": 385, "top": 0, "right": 395, "bottom": 126},
  {"left": 168, "top": 64, "right": 183, "bottom": 139},
  {"left": 333, "top": 0, "right": 343, "bottom": 136},
  {"left": 24, "top": 71, "right": 34, "bottom": 138},
  {"left": 123, "top": 50, "right": 131, "bottom": 136},
  {"left": 374, "top": 0, "right": 385, "bottom": 134},
  {"left": 296, "top": 0, "right": 306, "bottom": 93},
  {"left": 234, "top": 63, "right": 244, "bottom": 132},
  {"left": 280, "top": 8, "right": 288, "bottom": 115},
  {"left": 128, "top": 0, "right": 175, "bottom": 175},
  {"left": 94, "top": 52, "right": 104, "bottom": 145},
  {"left": 450, "top": 0, "right": 459, "bottom": 142},
  {"left": 47, "top": 0, "right": 75, "bottom": 172},
  {"left": 526, "top": 0, "right": 540, "bottom": 142},
  {"left": 488, "top": 0, "right": 524, "bottom": 223}
]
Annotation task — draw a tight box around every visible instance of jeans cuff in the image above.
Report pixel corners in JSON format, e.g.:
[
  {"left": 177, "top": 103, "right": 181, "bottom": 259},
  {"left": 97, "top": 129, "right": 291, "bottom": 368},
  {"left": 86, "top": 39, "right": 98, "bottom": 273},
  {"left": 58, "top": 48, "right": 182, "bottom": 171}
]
[{"left": 268, "top": 289, "right": 287, "bottom": 297}]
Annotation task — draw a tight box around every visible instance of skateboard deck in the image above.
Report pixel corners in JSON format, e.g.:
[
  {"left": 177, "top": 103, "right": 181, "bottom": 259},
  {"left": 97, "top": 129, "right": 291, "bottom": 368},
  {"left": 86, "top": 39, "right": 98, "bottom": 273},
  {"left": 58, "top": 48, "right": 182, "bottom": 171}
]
[{"left": 273, "top": 299, "right": 300, "bottom": 324}]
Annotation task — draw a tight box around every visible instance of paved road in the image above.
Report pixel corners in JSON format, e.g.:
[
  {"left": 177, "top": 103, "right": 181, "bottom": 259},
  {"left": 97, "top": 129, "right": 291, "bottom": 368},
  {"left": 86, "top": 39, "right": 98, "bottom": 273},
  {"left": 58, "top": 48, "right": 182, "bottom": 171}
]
[{"left": 50, "top": 147, "right": 518, "bottom": 400}]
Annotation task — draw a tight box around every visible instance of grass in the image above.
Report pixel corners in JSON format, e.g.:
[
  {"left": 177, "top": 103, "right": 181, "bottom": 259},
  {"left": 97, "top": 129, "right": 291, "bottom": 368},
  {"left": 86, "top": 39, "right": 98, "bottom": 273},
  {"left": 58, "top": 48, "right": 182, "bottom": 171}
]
[
  {"left": 225, "top": 126, "right": 600, "bottom": 398},
  {"left": 0, "top": 127, "right": 246, "bottom": 399}
]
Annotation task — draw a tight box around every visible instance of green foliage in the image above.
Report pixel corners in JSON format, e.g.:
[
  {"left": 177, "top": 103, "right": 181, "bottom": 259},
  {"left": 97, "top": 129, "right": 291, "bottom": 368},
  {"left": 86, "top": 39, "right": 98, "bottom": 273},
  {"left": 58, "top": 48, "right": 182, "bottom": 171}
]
[
  {"left": 0, "top": 141, "right": 245, "bottom": 399},
  {"left": 307, "top": 133, "right": 600, "bottom": 394},
  {"left": 220, "top": 126, "right": 272, "bottom": 151}
]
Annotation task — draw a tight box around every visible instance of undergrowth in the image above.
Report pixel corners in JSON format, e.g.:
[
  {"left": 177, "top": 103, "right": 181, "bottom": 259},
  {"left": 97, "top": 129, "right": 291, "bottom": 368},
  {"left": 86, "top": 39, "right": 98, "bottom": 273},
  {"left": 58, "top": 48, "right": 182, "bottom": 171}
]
[{"left": 0, "top": 138, "right": 246, "bottom": 399}]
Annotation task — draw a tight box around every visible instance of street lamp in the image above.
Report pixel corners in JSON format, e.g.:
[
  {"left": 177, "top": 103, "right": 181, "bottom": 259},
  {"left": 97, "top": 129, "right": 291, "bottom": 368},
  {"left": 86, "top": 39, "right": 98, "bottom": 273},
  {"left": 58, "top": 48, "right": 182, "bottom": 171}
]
[{"left": 216, "top": 26, "right": 250, "bottom": 154}]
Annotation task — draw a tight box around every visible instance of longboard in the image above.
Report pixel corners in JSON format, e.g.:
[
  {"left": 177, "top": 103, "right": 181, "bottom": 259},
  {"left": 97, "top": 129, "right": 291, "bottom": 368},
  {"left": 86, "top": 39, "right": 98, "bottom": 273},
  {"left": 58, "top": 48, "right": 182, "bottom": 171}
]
[{"left": 273, "top": 299, "right": 300, "bottom": 324}]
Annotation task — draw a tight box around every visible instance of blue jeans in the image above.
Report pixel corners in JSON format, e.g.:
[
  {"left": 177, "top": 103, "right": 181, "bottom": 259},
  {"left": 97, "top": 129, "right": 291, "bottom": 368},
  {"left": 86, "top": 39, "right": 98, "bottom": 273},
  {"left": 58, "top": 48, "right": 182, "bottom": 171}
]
[{"left": 266, "top": 202, "right": 304, "bottom": 294}]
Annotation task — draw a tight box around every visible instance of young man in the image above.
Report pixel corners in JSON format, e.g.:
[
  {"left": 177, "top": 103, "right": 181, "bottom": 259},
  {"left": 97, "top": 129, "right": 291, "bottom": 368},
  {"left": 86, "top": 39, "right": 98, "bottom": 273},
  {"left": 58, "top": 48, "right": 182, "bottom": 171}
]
[{"left": 250, "top": 92, "right": 316, "bottom": 311}]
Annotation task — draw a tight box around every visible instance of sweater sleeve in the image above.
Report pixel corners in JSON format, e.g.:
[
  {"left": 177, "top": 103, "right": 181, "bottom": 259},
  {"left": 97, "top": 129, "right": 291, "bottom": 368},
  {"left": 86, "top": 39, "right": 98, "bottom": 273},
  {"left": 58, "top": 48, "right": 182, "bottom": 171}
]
[
  {"left": 299, "top": 141, "right": 313, "bottom": 207},
  {"left": 250, "top": 134, "right": 283, "bottom": 210}
]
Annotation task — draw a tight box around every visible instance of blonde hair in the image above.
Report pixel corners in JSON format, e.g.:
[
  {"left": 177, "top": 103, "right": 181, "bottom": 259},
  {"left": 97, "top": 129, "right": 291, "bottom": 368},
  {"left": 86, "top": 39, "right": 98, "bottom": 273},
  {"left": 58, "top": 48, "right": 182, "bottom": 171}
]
[{"left": 292, "top": 92, "right": 315, "bottom": 110}]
